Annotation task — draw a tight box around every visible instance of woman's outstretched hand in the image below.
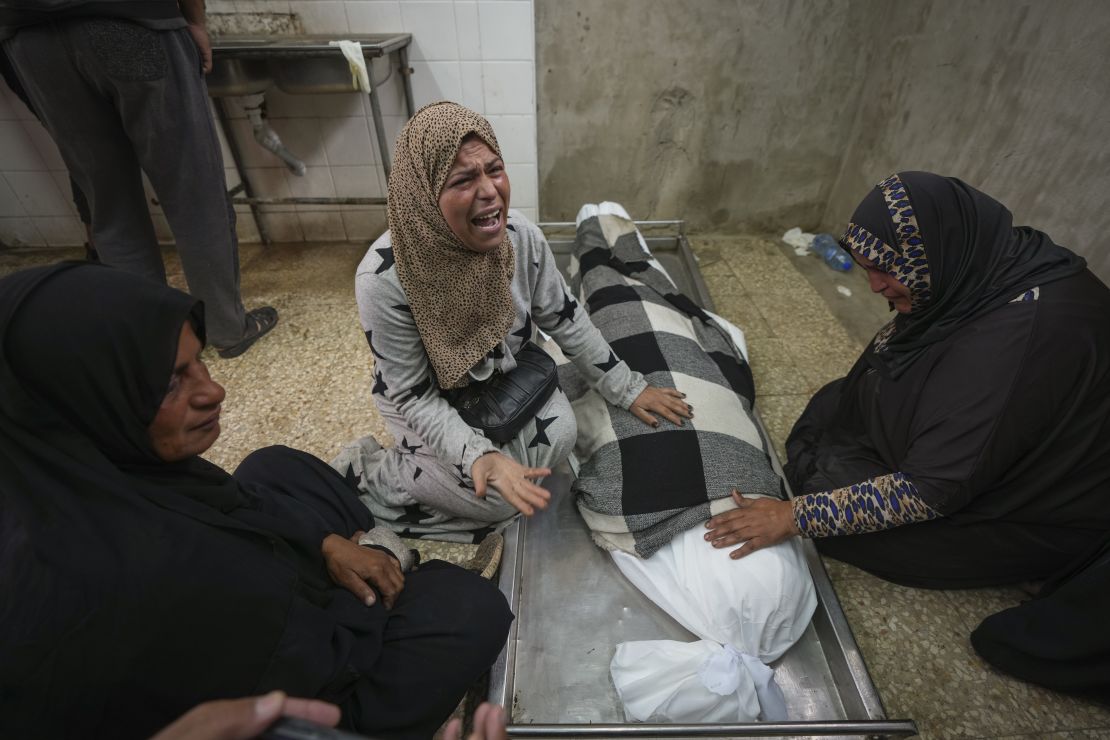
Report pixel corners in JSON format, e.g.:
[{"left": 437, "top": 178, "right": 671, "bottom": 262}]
[
  {"left": 471, "top": 452, "right": 551, "bottom": 516},
  {"left": 704, "top": 490, "right": 800, "bottom": 558},
  {"left": 321, "top": 533, "right": 405, "bottom": 608},
  {"left": 630, "top": 385, "right": 693, "bottom": 428}
]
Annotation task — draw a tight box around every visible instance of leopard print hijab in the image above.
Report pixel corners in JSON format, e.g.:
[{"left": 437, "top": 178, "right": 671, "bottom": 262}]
[{"left": 388, "top": 101, "right": 515, "bottom": 389}]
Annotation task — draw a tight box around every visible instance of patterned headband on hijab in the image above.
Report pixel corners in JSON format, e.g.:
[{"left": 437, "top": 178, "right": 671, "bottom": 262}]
[
  {"left": 840, "top": 173, "right": 933, "bottom": 310},
  {"left": 387, "top": 101, "right": 516, "bottom": 389}
]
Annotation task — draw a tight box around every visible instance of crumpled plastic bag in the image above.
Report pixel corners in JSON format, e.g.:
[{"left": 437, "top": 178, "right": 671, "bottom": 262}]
[
  {"left": 610, "top": 523, "right": 816, "bottom": 723},
  {"left": 782, "top": 227, "right": 815, "bottom": 256}
]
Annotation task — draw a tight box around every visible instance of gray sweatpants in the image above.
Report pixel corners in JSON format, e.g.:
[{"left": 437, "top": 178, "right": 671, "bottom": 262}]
[
  {"left": 332, "top": 387, "right": 578, "bottom": 542},
  {"left": 3, "top": 19, "right": 248, "bottom": 346}
]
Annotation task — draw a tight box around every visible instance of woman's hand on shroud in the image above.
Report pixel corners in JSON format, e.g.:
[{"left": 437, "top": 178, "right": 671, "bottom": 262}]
[
  {"left": 471, "top": 452, "right": 551, "bottom": 516},
  {"left": 322, "top": 533, "right": 405, "bottom": 608},
  {"left": 630, "top": 386, "right": 693, "bottom": 428},
  {"left": 704, "top": 490, "right": 800, "bottom": 559}
]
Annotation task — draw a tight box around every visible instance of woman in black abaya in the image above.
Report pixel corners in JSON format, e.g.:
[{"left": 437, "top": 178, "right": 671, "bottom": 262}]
[
  {"left": 0, "top": 262, "right": 512, "bottom": 740},
  {"left": 704, "top": 171, "right": 1110, "bottom": 589}
]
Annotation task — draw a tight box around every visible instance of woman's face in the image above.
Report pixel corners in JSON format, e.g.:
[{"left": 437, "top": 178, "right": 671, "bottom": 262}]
[
  {"left": 148, "top": 322, "right": 226, "bottom": 462},
  {"left": 852, "top": 250, "right": 914, "bottom": 313},
  {"left": 438, "top": 135, "right": 511, "bottom": 254}
]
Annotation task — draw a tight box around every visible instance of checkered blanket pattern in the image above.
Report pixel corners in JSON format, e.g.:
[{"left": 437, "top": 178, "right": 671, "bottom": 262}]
[{"left": 564, "top": 215, "right": 784, "bottom": 557}]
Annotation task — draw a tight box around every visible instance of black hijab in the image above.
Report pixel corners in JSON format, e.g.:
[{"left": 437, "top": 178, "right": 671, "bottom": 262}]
[
  {"left": 0, "top": 263, "right": 366, "bottom": 738},
  {"left": 840, "top": 171, "right": 1086, "bottom": 378}
]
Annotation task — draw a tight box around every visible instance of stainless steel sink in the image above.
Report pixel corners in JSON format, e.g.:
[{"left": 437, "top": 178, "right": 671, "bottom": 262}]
[
  {"left": 208, "top": 35, "right": 411, "bottom": 97},
  {"left": 206, "top": 58, "right": 272, "bottom": 97}
]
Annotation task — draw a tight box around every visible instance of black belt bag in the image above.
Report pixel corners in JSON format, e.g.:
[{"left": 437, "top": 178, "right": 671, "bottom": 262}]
[{"left": 446, "top": 341, "right": 559, "bottom": 444}]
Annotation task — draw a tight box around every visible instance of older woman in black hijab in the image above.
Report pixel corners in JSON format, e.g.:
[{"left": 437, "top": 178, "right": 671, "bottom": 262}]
[
  {"left": 703, "top": 171, "right": 1110, "bottom": 589},
  {"left": 0, "top": 262, "right": 512, "bottom": 740}
]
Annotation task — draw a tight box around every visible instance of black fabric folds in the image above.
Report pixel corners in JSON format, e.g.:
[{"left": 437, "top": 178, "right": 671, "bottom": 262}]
[
  {"left": 0, "top": 263, "right": 375, "bottom": 738},
  {"left": 848, "top": 171, "right": 1085, "bottom": 379}
]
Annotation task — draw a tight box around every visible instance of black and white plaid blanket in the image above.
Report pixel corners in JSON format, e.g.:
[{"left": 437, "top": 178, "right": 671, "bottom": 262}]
[{"left": 563, "top": 215, "right": 784, "bottom": 558}]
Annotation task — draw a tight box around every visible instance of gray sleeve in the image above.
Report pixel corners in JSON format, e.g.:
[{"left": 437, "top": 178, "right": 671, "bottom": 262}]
[
  {"left": 356, "top": 267, "right": 497, "bottom": 478},
  {"left": 522, "top": 220, "right": 647, "bottom": 409}
]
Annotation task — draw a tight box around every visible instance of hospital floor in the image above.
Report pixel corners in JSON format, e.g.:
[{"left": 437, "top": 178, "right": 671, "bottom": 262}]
[{"left": 3, "top": 235, "right": 1108, "bottom": 739}]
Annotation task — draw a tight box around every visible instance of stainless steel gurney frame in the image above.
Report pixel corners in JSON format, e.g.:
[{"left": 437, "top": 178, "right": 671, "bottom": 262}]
[{"left": 487, "top": 220, "right": 918, "bottom": 739}]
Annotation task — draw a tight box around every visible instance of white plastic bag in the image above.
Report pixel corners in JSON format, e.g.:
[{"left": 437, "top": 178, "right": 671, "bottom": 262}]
[{"left": 610, "top": 523, "right": 816, "bottom": 723}]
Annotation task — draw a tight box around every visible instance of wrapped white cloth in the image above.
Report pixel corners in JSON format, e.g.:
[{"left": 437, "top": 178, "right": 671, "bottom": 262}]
[{"left": 610, "top": 523, "right": 817, "bottom": 723}]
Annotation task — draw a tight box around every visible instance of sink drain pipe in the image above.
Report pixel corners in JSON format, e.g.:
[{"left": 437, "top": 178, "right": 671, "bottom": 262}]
[{"left": 238, "top": 93, "right": 306, "bottom": 176}]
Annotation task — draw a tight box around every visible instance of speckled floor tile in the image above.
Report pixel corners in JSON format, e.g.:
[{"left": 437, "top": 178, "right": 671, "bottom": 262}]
[
  {"left": 702, "top": 272, "right": 749, "bottom": 299},
  {"left": 709, "top": 293, "right": 775, "bottom": 339},
  {"left": 819, "top": 553, "right": 870, "bottom": 582},
  {"left": 746, "top": 337, "right": 811, "bottom": 395},
  {"left": 750, "top": 290, "right": 845, "bottom": 340},
  {"left": 751, "top": 393, "right": 809, "bottom": 462},
  {"left": 783, "top": 331, "right": 865, "bottom": 392}
]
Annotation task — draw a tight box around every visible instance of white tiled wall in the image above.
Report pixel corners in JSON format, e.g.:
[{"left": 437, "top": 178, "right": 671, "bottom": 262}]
[{"left": 0, "top": 0, "right": 538, "bottom": 247}]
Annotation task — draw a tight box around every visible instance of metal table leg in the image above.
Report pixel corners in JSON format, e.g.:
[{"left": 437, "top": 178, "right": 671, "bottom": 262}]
[
  {"left": 398, "top": 46, "right": 415, "bottom": 118},
  {"left": 367, "top": 81, "right": 391, "bottom": 179},
  {"left": 214, "top": 99, "right": 271, "bottom": 247}
]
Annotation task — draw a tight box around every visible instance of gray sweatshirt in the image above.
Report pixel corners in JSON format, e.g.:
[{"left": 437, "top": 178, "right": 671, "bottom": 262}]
[{"left": 355, "top": 210, "right": 647, "bottom": 477}]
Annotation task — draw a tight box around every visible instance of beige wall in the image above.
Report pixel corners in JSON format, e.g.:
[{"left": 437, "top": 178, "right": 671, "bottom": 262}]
[{"left": 536, "top": 0, "right": 1110, "bottom": 282}]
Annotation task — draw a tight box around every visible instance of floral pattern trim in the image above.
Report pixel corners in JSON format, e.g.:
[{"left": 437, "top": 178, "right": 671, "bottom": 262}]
[
  {"left": 840, "top": 174, "right": 932, "bottom": 313},
  {"left": 791, "top": 471, "right": 940, "bottom": 538}
]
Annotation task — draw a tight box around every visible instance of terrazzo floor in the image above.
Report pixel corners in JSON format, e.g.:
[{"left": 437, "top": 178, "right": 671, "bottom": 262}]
[{"left": 3, "top": 234, "right": 1108, "bottom": 739}]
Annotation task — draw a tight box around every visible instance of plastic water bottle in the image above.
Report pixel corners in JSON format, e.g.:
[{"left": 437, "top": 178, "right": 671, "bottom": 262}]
[{"left": 810, "top": 233, "right": 853, "bottom": 271}]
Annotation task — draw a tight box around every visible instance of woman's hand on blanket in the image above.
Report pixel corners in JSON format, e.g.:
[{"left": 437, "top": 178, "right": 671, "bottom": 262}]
[
  {"left": 630, "top": 385, "right": 694, "bottom": 428},
  {"left": 704, "top": 490, "right": 800, "bottom": 559},
  {"left": 321, "top": 533, "right": 405, "bottom": 608},
  {"left": 471, "top": 452, "right": 551, "bottom": 516}
]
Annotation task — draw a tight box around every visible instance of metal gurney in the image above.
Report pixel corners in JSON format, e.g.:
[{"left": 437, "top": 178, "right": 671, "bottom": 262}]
[{"left": 487, "top": 221, "right": 918, "bottom": 739}]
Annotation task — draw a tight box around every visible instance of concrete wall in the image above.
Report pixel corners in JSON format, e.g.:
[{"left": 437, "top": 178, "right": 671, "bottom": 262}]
[
  {"left": 823, "top": 0, "right": 1110, "bottom": 282},
  {"left": 536, "top": 0, "right": 1110, "bottom": 281}
]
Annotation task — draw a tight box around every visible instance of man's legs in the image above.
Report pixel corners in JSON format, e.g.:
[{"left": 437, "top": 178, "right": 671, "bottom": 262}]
[{"left": 3, "top": 22, "right": 165, "bottom": 281}]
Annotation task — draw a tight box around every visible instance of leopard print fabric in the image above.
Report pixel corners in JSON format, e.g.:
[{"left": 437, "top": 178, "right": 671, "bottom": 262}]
[
  {"left": 790, "top": 471, "right": 940, "bottom": 538},
  {"left": 841, "top": 173, "right": 933, "bottom": 312},
  {"left": 388, "top": 101, "right": 516, "bottom": 389}
]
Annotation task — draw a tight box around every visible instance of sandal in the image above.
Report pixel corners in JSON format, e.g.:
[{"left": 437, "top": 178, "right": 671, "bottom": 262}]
[
  {"left": 465, "top": 533, "right": 504, "bottom": 580},
  {"left": 216, "top": 306, "right": 279, "bottom": 358}
]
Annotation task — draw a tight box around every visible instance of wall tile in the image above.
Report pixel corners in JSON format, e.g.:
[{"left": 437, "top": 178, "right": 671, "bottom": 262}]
[
  {"left": 225, "top": 167, "right": 243, "bottom": 191},
  {"left": 0, "top": 176, "right": 25, "bottom": 217},
  {"left": 372, "top": 59, "right": 409, "bottom": 117},
  {"left": 235, "top": 211, "right": 262, "bottom": 243},
  {"left": 459, "top": 61, "right": 484, "bottom": 111},
  {"left": 0, "top": 89, "right": 18, "bottom": 121},
  {"left": 5, "top": 170, "right": 73, "bottom": 216},
  {"left": 454, "top": 1, "right": 482, "bottom": 60},
  {"left": 409, "top": 61, "right": 462, "bottom": 108},
  {"left": 342, "top": 208, "right": 388, "bottom": 241},
  {"left": 299, "top": 211, "right": 347, "bottom": 241},
  {"left": 481, "top": 61, "right": 533, "bottom": 114},
  {"left": 0, "top": 85, "right": 35, "bottom": 121},
  {"left": 0, "top": 121, "right": 45, "bottom": 171},
  {"left": 151, "top": 213, "right": 174, "bottom": 243},
  {"left": 515, "top": 205, "right": 536, "bottom": 222},
  {"left": 400, "top": 2, "right": 459, "bottom": 61},
  {"left": 266, "top": 89, "right": 364, "bottom": 119},
  {"left": 322, "top": 116, "right": 376, "bottom": 166},
  {"left": 332, "top": 165, "right": 384, "bottom": 198},
  {"left": 48, "top": 171, "right": 83, "bottom": 214},
  {"left": 268, "top": 118, "right": 330, "bottom": 166},
  {"left": 34, "top": 216, "right": 85, "bottom": 246},
  {"left": 287, "top": 166, "right": 337, "bottom": 198},
  {"left": 244, "top": 167, "right": 294, "bottom": 198},
  {"left": 379, "top": 115, "right": 407, "bottom": 163},
  {"left": 22, "top": 121, "right": 67, "bottom": 171},
  {"left": 346, "top": 1, "right": 403, "bottom": 33},
  {"left": 289, "top": 1, "right": 349, "bottom": 33},
  {"left": 506, "top": 162, "right": 536, "bottom": 208},
  {"left": 0, "top": 217, "right": 44, "bottom": 247},
  {"left": 484, "top": 114, "right": 534, "bottom": 163},
  {"left": 478, "top": 1, "right": 533, "bottom": 61},
  {"left": 262, "top": 211, "right": 305, "bottom": 242}
]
